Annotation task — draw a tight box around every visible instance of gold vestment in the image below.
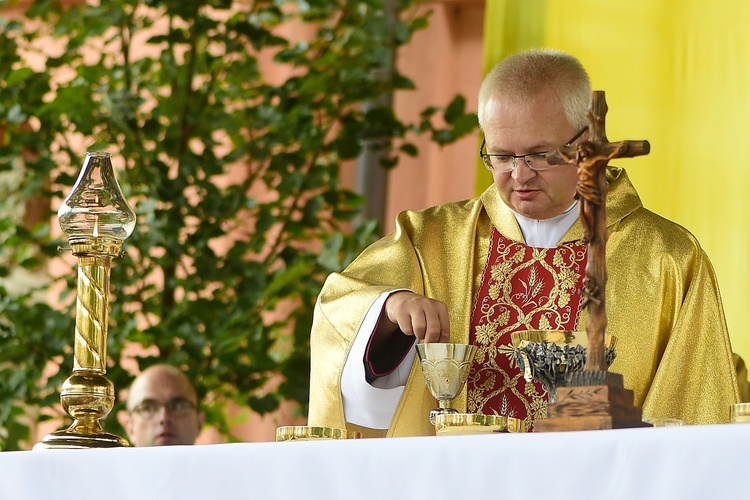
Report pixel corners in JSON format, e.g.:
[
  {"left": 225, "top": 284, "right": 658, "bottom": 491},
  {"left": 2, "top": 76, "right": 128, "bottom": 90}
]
[{"left": 308, "top": 167, "right": 740, "bottom": 437}]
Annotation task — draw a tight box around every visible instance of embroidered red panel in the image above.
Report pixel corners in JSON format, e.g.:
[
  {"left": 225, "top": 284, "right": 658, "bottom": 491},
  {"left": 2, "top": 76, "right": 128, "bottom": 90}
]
[{"left": 467, "top": 229, "right": 587, "bottom": 430}]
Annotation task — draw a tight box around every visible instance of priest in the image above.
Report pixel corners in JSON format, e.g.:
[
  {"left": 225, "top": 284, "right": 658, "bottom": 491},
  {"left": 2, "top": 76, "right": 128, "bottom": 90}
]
[{"left": 308, "top": 48, "right": 739, "bottom": 437}]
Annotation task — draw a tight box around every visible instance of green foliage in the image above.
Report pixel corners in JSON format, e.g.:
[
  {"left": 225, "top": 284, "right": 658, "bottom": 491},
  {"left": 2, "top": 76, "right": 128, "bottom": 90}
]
[{"left": 0, "top": 0, "right": 476, "bottom": 449}]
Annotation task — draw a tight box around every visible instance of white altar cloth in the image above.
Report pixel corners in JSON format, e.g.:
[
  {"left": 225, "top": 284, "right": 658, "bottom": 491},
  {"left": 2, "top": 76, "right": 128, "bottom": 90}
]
[{"left": 0, "top": 423, "right": 746, "bottom": 500}]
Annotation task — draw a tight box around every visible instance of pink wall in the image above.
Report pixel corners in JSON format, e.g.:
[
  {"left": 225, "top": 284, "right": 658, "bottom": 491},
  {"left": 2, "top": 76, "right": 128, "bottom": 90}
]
[{"left": 384, "top": 1, "right": 485, "bottom": 232}]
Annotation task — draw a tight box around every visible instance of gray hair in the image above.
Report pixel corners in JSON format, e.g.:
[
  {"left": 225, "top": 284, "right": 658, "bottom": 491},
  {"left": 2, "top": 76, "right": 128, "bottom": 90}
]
[{"left": 478, "top": 48, "right": 591, "bottom": 131}]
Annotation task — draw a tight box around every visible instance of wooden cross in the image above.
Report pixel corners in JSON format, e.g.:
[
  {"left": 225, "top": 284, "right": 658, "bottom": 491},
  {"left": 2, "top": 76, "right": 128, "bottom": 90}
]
[
  {"left": 534, "top": 90, "right": 652, "bottom": 433},
  {"left": 558, "top": 91, "right": 650, "bottom": 372}
]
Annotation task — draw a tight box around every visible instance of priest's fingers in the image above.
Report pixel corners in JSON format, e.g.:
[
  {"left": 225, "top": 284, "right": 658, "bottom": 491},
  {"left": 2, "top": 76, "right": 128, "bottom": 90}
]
[
  {"left": 384, "top": 291, "right": 450, "bottom": 342},
  {"left": 422, "top": 304, "right": 450, "bottom": 343}
]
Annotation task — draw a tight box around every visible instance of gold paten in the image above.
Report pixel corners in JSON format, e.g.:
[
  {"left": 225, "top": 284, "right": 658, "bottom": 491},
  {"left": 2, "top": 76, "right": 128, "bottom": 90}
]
[
  {"left": 276, "top": 426, "right": 362, "bottom": 441},
  {"left": 434, "top": 413, "right": 527, "bottom": 435}
]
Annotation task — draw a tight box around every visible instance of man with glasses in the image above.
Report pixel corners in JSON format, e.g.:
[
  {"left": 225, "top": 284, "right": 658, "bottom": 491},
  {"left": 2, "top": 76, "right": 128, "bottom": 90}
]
[
  {"left": 125, "top": 364, "right": 205, "bottom": 446},
  {"left": 308, "top": 48, "right": 739, "bottom": 437}
]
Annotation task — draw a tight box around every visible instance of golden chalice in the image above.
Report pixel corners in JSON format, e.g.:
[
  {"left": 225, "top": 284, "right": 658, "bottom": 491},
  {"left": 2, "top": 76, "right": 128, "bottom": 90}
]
[
  {"left": 416, "top": 343, "right": 477, "bottom": 425},
  {"left": 511, "top": 330, "right": 617, "bottom": 404}
]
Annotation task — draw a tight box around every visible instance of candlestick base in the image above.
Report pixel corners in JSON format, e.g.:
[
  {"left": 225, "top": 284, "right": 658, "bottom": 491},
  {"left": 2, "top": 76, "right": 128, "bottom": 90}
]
[
  {"left": 34, "top": 428, "right": 130, "bottom": 449},
  {"left": 34, "top": 370, "right": 129, "bottom": 449}
]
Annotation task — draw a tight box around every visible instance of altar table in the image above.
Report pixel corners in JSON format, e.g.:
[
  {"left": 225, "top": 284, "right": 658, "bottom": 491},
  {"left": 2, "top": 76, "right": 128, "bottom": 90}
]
[{"left": 0, "top": 423, "right": 746, "bottom": 499}]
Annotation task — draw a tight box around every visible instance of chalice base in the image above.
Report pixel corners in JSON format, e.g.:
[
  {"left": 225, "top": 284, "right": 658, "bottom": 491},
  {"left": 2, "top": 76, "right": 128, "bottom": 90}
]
[
  {"left": 429, "top": 407, "right": 459, "bottom": 426},
  {"left": 434, "top": 413, "right": 527, "bottom": 435},
  {"left": 34, "top": 421, "right": 129, "bottom": 450}
]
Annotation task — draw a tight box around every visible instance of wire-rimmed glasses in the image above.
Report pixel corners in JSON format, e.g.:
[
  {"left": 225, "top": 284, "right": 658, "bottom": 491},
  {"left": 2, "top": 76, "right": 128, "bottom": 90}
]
[
  {"left": 130, "top": 398, "right": 197, "bottom": 419},
  {"left": 480, "top": 126, "right": 588, "bottom": 172}
]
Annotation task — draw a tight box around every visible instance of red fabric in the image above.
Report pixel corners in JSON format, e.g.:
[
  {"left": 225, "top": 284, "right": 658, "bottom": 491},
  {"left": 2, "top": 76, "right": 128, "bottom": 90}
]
[{"left": 467, "top": 229, "right": 587, "bottom": 429}]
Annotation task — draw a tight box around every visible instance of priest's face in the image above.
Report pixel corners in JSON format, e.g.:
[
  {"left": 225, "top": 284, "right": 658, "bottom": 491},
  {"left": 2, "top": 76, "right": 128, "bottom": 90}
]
[{"left": 481, "top": 89, "right": 582, "bottom": 220}]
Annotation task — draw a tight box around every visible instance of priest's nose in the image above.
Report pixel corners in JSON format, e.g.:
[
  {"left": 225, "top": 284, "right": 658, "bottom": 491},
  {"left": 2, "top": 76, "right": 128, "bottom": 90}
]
[{"left": 510, "top": 159, "right": 537, "bottom": 183}]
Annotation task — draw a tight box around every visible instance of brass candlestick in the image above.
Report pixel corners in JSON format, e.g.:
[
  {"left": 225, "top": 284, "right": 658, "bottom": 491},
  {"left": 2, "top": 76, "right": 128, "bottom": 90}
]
[{"left": 35, "top": 151, "right": 136, "bottom": 449}]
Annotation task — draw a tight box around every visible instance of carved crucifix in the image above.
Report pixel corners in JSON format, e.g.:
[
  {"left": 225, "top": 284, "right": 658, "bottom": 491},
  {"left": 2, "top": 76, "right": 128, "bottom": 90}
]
[{"left": 558, "top": 91, "right": 649, "bottom": 372}]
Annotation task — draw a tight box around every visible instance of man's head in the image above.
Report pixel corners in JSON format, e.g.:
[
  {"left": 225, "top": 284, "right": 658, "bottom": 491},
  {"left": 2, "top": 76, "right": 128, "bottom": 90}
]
[
  {"left": 478, "top": 48, "right": 591, "bottom": 220},
  {"left": 125, "top": 364, "right": 205, "bottom": 447}
]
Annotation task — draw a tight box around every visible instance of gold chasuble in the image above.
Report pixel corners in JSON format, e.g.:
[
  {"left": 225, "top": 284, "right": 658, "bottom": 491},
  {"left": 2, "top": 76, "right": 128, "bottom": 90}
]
[{"left": 308, "top": 167, "right": 739, "bottom": 438}]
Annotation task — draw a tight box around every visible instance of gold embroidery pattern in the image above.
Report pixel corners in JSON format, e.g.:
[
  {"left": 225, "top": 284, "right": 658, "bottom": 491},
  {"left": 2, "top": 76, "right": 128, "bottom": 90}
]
[{"left": 468, "top": 230, "right": 586, "bottom": 430}]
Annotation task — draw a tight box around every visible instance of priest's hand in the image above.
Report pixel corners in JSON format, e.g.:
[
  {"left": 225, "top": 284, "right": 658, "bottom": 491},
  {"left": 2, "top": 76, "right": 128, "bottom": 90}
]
[{"left": 383, "top": 291, "right": 450, "bottom": 343}]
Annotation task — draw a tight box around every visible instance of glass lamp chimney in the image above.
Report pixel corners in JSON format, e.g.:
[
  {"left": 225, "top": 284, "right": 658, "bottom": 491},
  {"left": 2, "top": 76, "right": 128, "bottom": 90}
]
[{"left": 57, "top": 151, "right": 136, "bottom": 248}]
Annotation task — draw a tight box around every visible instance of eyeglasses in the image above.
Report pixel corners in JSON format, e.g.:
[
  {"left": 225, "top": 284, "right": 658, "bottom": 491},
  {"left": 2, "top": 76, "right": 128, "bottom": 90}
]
[
  {"left": 130, "top": 398, "right": 197, "bottom": 419},
  {"left": 480, "top": 127, "right": 588, "bottom": 172}
]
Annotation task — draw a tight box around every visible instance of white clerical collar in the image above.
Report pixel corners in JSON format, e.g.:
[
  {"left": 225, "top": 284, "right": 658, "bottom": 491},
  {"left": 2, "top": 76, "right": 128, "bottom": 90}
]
[{"left": 512, "top": 201, "right": 579, "bottom": 248}]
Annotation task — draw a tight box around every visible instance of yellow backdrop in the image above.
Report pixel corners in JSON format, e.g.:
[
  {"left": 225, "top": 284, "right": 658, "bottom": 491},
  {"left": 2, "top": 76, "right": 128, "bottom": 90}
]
[{"left": 479, "top": 0, "right": 750, "bottom": 363}]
